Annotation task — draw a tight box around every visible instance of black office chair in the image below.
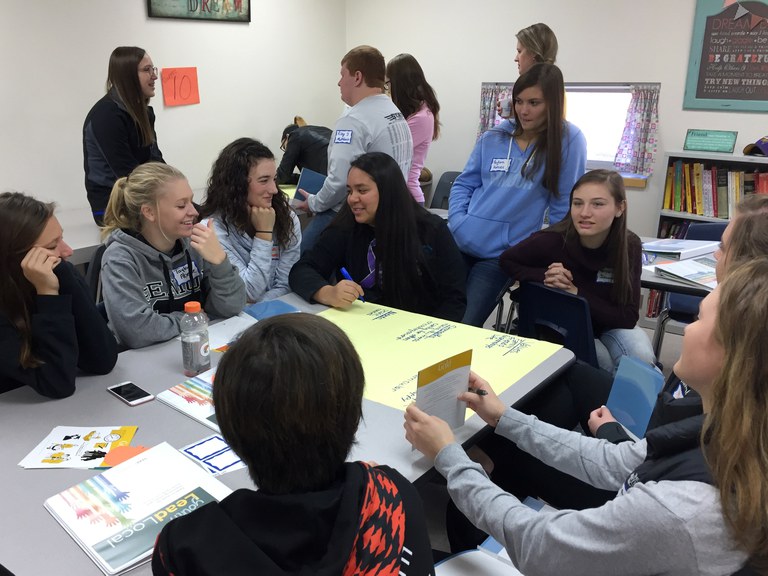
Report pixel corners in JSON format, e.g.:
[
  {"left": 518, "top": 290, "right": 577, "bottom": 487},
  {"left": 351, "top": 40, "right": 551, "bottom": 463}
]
[
  {"left": 86, "top": 243, "right": 107, "bottom": 304},
  {"left": 516, "top": 282, "right": 600, "bottom": 369},
  {"left": 430, "top": 171, "right": 461, "bottom": 210},
  {"left": 651, "top": 222, "right": 727, "bottom": 358}
]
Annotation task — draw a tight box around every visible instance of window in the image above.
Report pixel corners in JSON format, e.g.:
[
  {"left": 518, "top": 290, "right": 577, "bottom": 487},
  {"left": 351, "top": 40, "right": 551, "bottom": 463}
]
[{"left": 564, "top": 84, "right": 632, "bottom": 168}]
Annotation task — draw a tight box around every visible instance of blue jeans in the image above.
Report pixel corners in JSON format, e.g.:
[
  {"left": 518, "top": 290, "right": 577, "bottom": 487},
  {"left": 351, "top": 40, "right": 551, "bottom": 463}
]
[
  {"left": 300, "top": 209, "right": 338, "bottom": 254},
  {"left": 595, "top": 325, "right": 656, "bottom": 374},
  {"left": 461, "top": 254, "right": 509, "bottom": 327}
]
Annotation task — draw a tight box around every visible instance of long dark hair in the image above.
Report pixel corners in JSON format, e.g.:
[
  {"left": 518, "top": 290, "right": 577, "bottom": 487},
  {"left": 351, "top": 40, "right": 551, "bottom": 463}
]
[
  {"left": 512, "top": 63, "right": 566, "bottom": 197},
  {"left": 0, "top": 192, "right": 55, "bottom": 368},
  {"left": 547, "top": 169, "right": 631, "bottom": 304},
  {"left": 386, "top": 53, "right": 441, "bottom": 139},
  {"left": 199, "top": 138, "right": 294, "bottom": 250},
  {"left": 106, "top": 46, "right": 154, "bottom": 147},
  {"left": 334, "top": 152, "right": 431, "bottom": 312}
]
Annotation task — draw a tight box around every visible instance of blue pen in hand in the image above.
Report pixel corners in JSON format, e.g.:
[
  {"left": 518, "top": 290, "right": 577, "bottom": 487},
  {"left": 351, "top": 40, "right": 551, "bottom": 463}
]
[{"left": 340, "top": 267, "right": 365, "bottom": 302}]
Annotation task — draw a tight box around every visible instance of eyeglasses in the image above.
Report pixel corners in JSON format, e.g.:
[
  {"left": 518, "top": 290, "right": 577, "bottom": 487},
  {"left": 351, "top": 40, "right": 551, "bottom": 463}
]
[
  {"left": 280, "top": 137, "right": 288, "bottom": 152},
  {"left": 139, "top": 66, "right": 158, "bottom": 76}
]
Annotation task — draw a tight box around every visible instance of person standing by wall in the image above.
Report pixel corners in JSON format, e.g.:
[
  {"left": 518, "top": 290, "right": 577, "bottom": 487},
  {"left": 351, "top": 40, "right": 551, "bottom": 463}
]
[
  {"left": 83, "top": 46, "right": 165, "bottom": 225},
  {"left": 386, "top": 54, "right": 440, "bottom": 205}
]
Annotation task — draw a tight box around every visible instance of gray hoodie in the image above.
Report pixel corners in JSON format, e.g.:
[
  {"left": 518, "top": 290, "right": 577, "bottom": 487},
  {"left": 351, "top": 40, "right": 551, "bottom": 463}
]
[
  {"left": 101, "top": 229, "right": 245, "bottom": 348},
  {"left": 435, "top": 408, "right": 748, "bottom": 575}
]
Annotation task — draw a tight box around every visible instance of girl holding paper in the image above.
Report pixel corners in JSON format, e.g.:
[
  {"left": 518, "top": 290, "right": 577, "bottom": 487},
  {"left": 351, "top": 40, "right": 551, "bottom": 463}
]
[
  {"left": 289, "top": 152, "right": 466, "bottom": 321},
  {"left": 405, "top": 258, "right": 768, "bottom": 574},
  {"left": 199, "top": 138, "right": 301, "bottom": 303},
  {"left": 500, "top": 169, "right": 654, "bottom": 373}
]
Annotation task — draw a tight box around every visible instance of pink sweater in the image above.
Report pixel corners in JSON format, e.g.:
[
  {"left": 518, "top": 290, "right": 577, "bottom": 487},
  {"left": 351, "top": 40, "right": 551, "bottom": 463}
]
[{"left": 406, "top": 103, "right": 434, "bottom": 203}]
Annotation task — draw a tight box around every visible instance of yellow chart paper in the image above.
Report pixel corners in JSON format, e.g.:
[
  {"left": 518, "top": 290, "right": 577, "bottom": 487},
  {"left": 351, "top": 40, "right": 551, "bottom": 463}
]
[{"left": 319, "top": 303, "right": 561, "bottom": 412}]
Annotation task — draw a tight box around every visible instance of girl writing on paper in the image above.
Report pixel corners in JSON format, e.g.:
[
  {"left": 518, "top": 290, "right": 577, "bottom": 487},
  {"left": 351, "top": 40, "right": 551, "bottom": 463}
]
[
  {"left": 405, "top": 258, "right": 768, "bottom": 575},
  {"left": 448, "top": 63, "right": 587, "bottom": 326},
  {"left": 0, "top": 192, "right": 117, "bottom": 397},
  {"left": 83, "top": 46, "right": 165, "bottom": 224},
  {"left": 199, "top": 138, "right": 301, "bottom": 303},
  {"left": 500, "top": 169, "right": 655, "bottom": 373},
  {"left": 100, "top": 162, "right": 245, "bottom": 349},
  {"left": 289, "top": 152, "right": 466, "bottom": 321},
  {"left": 385, "top": 53, "right": 441, "bottom": 205}
]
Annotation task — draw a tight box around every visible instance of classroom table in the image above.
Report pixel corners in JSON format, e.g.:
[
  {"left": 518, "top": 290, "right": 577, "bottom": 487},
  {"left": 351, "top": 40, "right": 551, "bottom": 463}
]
[
  {"left": 639, "top": 237, "right": 713, "bottom": 298},
  {"left": 0, "top": 293, "right": 573, "bottom": 576},
  {"left": 639, "top": 267, "right": 711, "bottom": 298}
]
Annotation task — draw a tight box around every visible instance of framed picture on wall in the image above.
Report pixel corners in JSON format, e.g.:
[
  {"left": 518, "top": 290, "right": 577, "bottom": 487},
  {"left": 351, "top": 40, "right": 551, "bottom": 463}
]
[
  {"left": 147, "top": 0, "right": 250, "bottom": 23},
  {"left": 683, "top": 0, "right": 768, "bottom": 112}
]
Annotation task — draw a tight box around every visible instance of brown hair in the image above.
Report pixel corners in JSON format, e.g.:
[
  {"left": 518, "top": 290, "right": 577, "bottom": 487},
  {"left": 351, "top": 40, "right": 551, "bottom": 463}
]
[
  {"left": 512, "top": 63, "right": 566, "bottom": 197},
  {"left": 547, "top": 170, "right": 631, "bottom": 304},
  {"left": 386, "top": 53, "right": 440, "bottom": 139},
  {"left": 341, "top": 45, "right": 385, "bottom": 89},
  {"left": 213, "top": 314, "right": 365, "bottom": 493},
  {"left": 0, "top": 192, "right": 56, "bottom": 368},
  {"left": 106, "top": 46, "right": 154, "bottom": 146},
  {"left": 516, "top": 23, "right": 559, "bottom": 65},
  {"left": 705, "top": 258, "right": 768, "bottom": 570}
]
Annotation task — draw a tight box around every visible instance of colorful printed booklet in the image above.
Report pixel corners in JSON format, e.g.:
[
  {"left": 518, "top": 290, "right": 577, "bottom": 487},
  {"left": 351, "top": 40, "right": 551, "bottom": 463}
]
[
  {"left": 156, "top": 367, "right": 219, "bottom": 432},
  {"left": 44, "top": 442, "right": 232, "bottom": 575},
  {"left": 18, "top": 426, "right": 138, "bottom": 469},
  {"left": 654, "top": 254, "right": 718, "bottom": 291}
]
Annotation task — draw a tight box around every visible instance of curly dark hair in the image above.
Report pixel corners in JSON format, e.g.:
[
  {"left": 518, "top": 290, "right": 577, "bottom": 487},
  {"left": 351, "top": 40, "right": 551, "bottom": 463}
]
[{"left": 199, "top": 138, "right": 294, "bottom": 249}]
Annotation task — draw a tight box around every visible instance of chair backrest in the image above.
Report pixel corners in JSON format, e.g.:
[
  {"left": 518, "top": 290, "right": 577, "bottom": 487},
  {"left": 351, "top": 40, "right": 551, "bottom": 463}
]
[
  {"left": 516, "top": 282, "right": 599, "bottom": 368},
  {"left": 667, "top": 221, "right": 728, "bottom": 313},
  {"left": 86, "top": 244, "right": 107, "bottom": 304},
  {"left": 430, "top": 171, "right": 461, "bottom": 210}
]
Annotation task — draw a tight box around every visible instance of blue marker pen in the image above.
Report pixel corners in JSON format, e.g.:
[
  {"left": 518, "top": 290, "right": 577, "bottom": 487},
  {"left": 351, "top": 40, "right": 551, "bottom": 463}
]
[{"left": 340, "top": 267, "right": 365, "bottom": 302}]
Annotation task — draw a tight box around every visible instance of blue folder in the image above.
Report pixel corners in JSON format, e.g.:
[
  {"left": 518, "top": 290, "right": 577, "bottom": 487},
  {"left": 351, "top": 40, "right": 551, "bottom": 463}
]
[
  {"left": 606, "top": 356, "right": 665, "bottom": 439},
  {"left": 294, "top": 167, "right": 326, "bottom": 200},
  {"left": 243, "top": 300, "right": 300, "bottom": 320}
]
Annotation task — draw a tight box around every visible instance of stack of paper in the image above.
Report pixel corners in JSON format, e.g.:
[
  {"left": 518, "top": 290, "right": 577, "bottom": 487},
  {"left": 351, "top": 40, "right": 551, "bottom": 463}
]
[{"left": 44, "top": 442, "right": 232, "bottom": 575}]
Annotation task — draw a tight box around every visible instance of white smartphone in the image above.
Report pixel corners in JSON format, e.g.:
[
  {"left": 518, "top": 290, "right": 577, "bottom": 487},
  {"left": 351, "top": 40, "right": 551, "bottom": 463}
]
[{"left": 106, "top": 382, "right": 154, "bottom": 406}]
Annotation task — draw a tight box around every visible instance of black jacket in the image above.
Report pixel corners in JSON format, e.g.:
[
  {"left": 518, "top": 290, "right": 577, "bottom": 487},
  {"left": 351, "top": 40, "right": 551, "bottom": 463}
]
[
  {"left": 289, "top": 211, "right": 467, "bottom": 321},
  {"left": 83, "top": 90, "right": 164, "bottom": 222},
  {"left": 0, "top": 261, "right": 118, "bottom": 398},
  {"left": 152, "top": 462, "right": 435, "bottom": 576},
  {"left": 276, "top": 125, "right": 332, "bottom": 184}
]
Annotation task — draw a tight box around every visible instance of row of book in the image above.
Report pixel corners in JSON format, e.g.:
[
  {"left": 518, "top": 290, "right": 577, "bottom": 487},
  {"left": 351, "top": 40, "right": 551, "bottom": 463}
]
[
  {"left": 662, "top": 160, "right": 768, "bottom": 219},
  {"left": 657, "top": 218, "right": 692, "bottom": 239}
]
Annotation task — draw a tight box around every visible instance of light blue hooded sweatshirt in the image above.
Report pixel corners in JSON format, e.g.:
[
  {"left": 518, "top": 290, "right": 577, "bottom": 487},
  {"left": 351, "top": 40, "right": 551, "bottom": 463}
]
[{"left": 448, "top": 119, "right": 587, "bottom": 259}]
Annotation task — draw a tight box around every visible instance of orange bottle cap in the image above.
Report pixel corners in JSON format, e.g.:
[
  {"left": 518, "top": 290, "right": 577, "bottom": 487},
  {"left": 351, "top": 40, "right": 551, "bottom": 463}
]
[{"left": 184, "top": 301, "right": 202, "bottom": 313}]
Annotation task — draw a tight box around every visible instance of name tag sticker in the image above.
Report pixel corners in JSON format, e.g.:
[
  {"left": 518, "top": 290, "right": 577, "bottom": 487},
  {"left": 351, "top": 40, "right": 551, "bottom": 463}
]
[
  {"left": 490, "top": 158, "right": 510, "bottom": 172},
  {"left": 172, "top": 261, "right": 200, "bottom": 286},
  {"left": 334, "top": 130, "right": 353, "bottom": 144},
  {"left": 596, "top": 269, "right": 614, "bottom": 283}
]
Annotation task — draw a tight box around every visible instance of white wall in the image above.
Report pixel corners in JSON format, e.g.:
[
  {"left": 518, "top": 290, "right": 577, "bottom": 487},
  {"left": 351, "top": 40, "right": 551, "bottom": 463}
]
[
  {"left": 0, "top": 0, "right": 346, "bottom": 209},
  {"left": 2, "top": 1, "right": 763, "bottom": 235},
  {"left": 346, "top": 0, "right": 765, "bottom": 235}
]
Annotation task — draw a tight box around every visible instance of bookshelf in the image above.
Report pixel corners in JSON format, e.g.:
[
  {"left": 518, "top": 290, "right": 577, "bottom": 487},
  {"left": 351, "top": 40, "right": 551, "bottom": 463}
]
[
  {"left": 644, "top": 150, "right": 768, "bottom": 325},
  {"left": 656, "top": 150, "right": 768, "bottom": 238}
]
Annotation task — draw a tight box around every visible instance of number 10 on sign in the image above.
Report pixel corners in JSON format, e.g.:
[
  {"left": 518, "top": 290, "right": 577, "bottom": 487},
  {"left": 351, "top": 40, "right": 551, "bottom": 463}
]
[{"left": 161, "top": 67, "right": 201, "bottom": 107}]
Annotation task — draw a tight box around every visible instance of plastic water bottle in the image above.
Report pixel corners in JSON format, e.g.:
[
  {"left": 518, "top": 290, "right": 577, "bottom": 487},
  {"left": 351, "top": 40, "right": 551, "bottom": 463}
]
[{"left": 180, "top": 301, "right": 211, "bottom": 377}]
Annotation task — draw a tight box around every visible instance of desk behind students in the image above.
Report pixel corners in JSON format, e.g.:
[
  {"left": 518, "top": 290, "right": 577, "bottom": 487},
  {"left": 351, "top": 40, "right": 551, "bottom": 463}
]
[{"left": 0, "top": 293, "right": 573, "bottom": 576}]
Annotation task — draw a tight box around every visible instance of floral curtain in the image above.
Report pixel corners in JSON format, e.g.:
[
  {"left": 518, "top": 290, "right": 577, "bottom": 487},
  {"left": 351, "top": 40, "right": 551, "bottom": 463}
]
[
  {"left": 613, "top": 84, "right": 660, "bottom": 176},
  {"left": 477, "top": 82, "right": 514, "bottom": 139}
]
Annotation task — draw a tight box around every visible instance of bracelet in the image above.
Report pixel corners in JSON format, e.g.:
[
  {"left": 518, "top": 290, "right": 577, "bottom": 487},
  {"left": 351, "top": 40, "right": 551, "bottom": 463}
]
[{"left": 255, "top": 230, "right": 273, "bottom": 233}]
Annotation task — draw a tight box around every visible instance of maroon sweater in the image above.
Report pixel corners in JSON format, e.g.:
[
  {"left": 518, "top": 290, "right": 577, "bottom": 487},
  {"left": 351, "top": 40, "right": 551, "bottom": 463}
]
[{"left": 500, "top": 230, "right": 642, "bottom": 335}]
